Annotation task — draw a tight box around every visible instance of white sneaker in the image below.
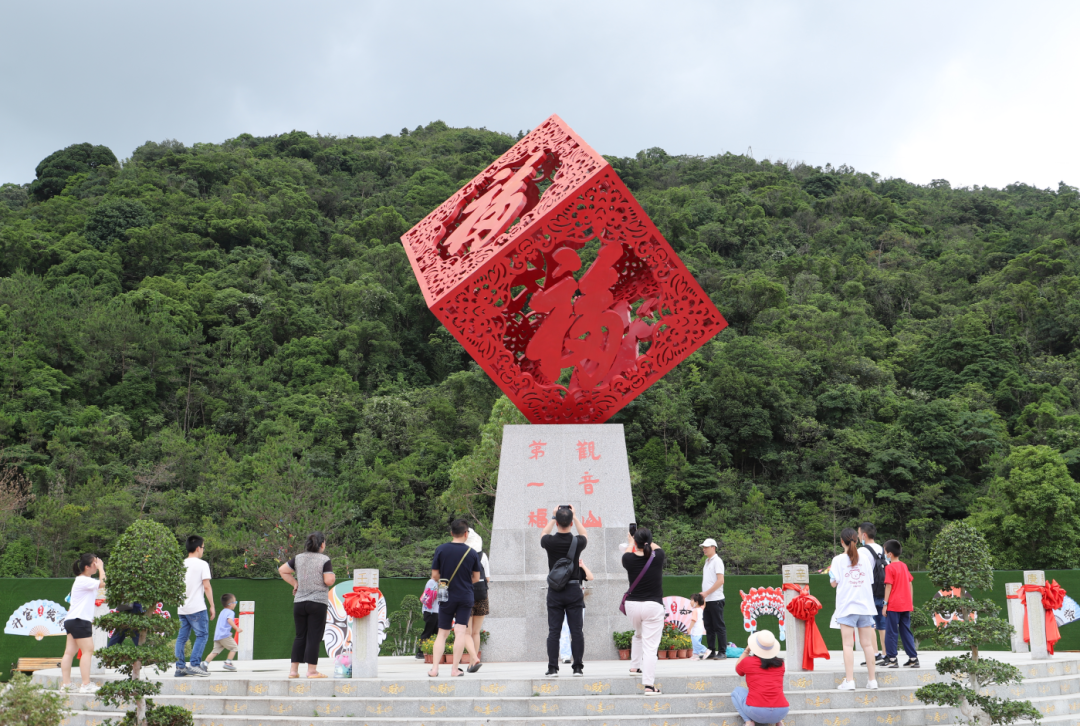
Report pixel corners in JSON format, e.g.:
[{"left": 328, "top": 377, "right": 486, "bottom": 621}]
[
  {"left": 866, "top": 679, "right": 878, "bottom": 690},
  {"left": 60, "top": 683, "right": 77, "bottom": 692},
  {"left": 837, "top": 679, "right": 856, "bottom": 691},
  {"left": 78, "top": 683, "right": 100, "bottom": 694}
]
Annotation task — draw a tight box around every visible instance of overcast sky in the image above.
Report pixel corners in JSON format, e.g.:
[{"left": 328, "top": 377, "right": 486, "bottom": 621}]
[{"left": 2, "top": 0, "right": 1077, "bottom": 190}]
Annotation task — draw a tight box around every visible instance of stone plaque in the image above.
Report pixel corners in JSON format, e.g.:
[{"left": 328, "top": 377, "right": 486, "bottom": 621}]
[
  {"left": 1025, "top": 570, "right": 1046, "bottom": 586},
  {"left": 237, "top": 601, "right": 255, "bottom": 660}
]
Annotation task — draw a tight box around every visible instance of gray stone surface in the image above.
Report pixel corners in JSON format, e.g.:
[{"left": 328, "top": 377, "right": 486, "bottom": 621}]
[
  {"left": 1025, "top": 569, "right": 1049, "bottom": 660},
  {"left": 1005, "top": 582, "right": 1029, "bottom": 654},
  {"left": 486, "top": 424, "right": 636, "bottom": 662},
  {"left": 351, "top": 569, "right": 380, "bottom": 677}
]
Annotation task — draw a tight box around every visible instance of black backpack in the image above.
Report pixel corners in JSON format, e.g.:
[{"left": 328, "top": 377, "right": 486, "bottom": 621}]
[
  {"left": 861, "top": 544, "right": 886, "bottom": 600},
  {"left": 547, "top": 535, "right": 580, "bottom": 592}
]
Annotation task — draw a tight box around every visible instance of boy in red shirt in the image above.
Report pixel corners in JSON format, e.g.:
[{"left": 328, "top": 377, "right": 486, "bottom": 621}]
[{"left": 882, "top": 540, "right": 919, "bottom": 668}]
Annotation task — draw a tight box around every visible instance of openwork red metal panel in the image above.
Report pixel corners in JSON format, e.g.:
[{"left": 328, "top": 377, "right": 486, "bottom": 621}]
[{"left": 401, "top": 114, "right": 728, "bottom": 424}]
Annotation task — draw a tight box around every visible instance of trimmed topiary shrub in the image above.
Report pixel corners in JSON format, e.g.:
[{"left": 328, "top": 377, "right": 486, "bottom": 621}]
[
  {"left": 94, "top": 520, "right": 189, "bottom": 726},
  {"left": 914, "top": 521, "right": 1040, "bottom": 725}
]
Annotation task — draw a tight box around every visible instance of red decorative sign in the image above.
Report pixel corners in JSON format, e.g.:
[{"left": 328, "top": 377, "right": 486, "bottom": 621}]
[{"left": 400, "top": 114, "right": 727, "bottom": 424}]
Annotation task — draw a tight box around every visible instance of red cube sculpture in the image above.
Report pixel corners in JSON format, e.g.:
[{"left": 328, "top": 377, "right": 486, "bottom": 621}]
[{"left": 401, "top": 114, "right": 727, "bottom": 424}]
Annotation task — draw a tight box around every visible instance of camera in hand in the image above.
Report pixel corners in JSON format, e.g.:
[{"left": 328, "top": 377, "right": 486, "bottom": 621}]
[{"left": 629, "top": 522, "right": 637, "bottom": 536}]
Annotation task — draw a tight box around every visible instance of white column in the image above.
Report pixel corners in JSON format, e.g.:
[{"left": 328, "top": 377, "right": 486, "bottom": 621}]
[
  {"left": 1024, "top": 571, "right": 1048, "bottom": 660},
  {"left": 237, "top": 601, "right": 255, "bottom": 661},
  {"left": 1004, "top": 584, "right": 1028, "bottom": 654},
  {"left": 351, "top": 569, "right": 379, "bottom": 678},
  {"left": 90, "top": 585, "right": 109, "bottom": 674},
  {"left": 782, "top": 565, "right": 809, "bottom": 672}
]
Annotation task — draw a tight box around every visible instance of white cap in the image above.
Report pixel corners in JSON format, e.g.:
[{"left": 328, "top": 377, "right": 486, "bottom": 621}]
[
  {"left": 465, "top": 528, "right": 483, "bottom": 552},
  {"left": 699, "top": 538, "right": 718, "bottom": 548}
]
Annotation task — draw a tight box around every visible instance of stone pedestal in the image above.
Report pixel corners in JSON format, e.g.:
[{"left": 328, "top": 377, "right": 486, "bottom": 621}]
[
  {"left": 782, "top": 565, "right": 809, "bottom": 672},
  {"left": 484, "top": 424, "right": 636, "bottom": 662},
  {"left": 351, "top": 569, "right": 380, "bottom": 678},
  {"left": 237, "top": 601, "right": 255, "bottom": 661},
  {"left": 1025, "top": 571, "right": 1049, "bottom": 660},
  {"left": 1004, "top": 584, "right": 1028, "bottom": 654},
  {"left": 90, "top": 585, "right": 109, "bottom": 674}
]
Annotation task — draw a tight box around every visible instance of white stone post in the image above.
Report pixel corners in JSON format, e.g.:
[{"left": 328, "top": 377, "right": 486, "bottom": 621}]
[
  {"left": 1004, "top": 584, "right": 1028, "bottom": 654},
  {"left": 1024, "top": 571, "right": 1048, "bottom": 660},
  {"left": 237, "top": 601, "right": 255, "bottom": 661},
  {"left": 90, "top": 585, "right": 109, "bottom": 674},
  {"left": 351, "top": 569, "right": 379, "bottom": 678},
  {"left": 782, "top": 565, "right": 809, "bottom": 672}
]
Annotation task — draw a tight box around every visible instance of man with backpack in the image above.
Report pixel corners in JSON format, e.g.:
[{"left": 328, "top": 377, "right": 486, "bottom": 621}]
[
  {"left": 540, "top": 504, "right": 589, "bottom": 677},
  {"left": 859, "top": 522, "right": 887, "bottom": 664}
]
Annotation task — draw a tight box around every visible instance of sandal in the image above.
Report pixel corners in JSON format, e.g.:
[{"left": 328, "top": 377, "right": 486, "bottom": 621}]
[
  {"left": 644, "top": 685, "right": 662, "bottom": 695},
  {"left": 307, "top": 672, "right": 327, "bottom": 679},
  {"left": 467, "top": 662, "right": 482, "bottom": 674},
  {"left": 450, "top": 669, "right": 466, "bottom": 677},
  {"left": 427, "top": 670, "right": 439, "bottom": 678},
  {"left": 287, "top": 674, "right": 299, "bottom": 679},
  {"left": 629, "top": 668, "right": 642, "bottom": 674}
]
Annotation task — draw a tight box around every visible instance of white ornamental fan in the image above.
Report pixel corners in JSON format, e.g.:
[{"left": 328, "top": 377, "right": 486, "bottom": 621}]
[{"left": 5, "top": 600, "right": 69, "bottom": 640}]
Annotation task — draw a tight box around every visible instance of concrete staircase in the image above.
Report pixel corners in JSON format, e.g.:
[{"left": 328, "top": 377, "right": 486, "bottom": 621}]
[{"left": 37, "top": 655, "right": 1080, "bottom": 726}]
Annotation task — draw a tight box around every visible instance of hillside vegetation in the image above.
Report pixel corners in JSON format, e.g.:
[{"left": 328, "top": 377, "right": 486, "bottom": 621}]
[{"left": 1, "top": 124, "right": 1079, "bottom": 577}]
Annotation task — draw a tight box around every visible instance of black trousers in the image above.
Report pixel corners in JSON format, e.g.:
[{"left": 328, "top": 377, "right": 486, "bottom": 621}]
[
  {"left": 291, "top": 601, "right": 328, "bottom": 665},
  {"left": 417, "top": 611, "right": 439, "bottom": 653},
  {"left": 546, "top": 583, "right": 584, "bottom": 670},
  {"left": 703, "top": 600, "right": 727, "bottom": 653}
]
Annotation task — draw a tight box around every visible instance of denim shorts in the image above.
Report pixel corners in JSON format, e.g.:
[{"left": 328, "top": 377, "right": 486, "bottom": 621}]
[
  {"left": 836, "top": 614, "right": 876, "bottom": 628},
  {"left": 872, "top": 599, "right": 886, "bottom": 630}
]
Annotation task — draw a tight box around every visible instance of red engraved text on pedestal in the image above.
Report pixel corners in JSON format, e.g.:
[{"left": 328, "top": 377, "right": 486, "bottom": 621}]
[
  {"left": 582, "top": 511, "right": 602, "bottom": 528},
  {"left": 578, "top": 472, "right": 599, "bottom": 495},
  {"left": 528, "top": 508, "right": 549, "bottom": 528},
  {"left": 576, "top": 441, "right": 600, "bottom": 461},
  {"left": 528, "top": 441, "right": 547, "bottom": 459}
]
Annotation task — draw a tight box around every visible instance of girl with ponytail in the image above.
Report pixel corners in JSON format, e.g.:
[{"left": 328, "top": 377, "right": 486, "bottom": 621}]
[
  {"left": 621, "top": 527, "right": 665, "bottom": 694},
  {"left": 830, "top": 527, "right": 878, "bottom": 691}
]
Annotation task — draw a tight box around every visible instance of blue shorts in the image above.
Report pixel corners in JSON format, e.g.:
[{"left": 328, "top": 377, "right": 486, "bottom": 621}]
[
  {"left": 437, "top": 601, "right": 473, "bottom": 630},
  {"left": 836, "top": 614, "right": 876, "bottom": 629},
  {"left": 873, "top": 599, "right": 886, "bottom": 630}
]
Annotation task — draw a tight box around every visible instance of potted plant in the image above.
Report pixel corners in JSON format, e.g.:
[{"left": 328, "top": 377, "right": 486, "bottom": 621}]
[
  {"left": 656, "top": 633, "right": 670, "bottom": 659},
  {"left": 419, "top": 636, "right": 435, "bottom": 664},
  {"left": 613, "top": 630, "right": 632, "bottom": 660},
  {"left": 677, "top": 633, "right": 691, "bottom": 659},
  {"left": 437, "top": 629, "right": 485, "bottom": 664}
]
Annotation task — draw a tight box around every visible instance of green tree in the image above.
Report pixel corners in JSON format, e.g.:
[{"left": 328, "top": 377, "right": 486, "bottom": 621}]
[
  {"left": 969, "top": 445, "right": 1080, "bottom": 569},
  {"left": 915, "top": 521, "right": 1040, "bottom": 725},
  {"left": 28, "top": 143, "right": 117, "bottom": 202},
  {"left": 95, "top": 519, "right": 188, "bottom": 726}
]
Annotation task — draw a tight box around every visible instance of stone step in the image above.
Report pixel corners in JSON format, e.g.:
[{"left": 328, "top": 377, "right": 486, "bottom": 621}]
[
  {"left": 39, "top": 663, "right": 1080, "bottom": 699},
  {"left": 53, "top": 691, "right": 1080, "bottom": 726},
  {"left": 57, "top": 673, "right": 1080, "bottom": 716}
]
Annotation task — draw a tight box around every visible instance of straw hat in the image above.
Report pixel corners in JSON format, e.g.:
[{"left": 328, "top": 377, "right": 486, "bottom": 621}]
[{"left": 746, "top": 630, "right": 781, "bottom": 659}]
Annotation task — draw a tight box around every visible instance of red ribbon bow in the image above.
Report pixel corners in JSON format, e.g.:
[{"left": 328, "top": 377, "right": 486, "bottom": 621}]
[
  {"left": 782, "top": 583, "right": 830, "bottom": 670},
  {"left": 1008, "top": 580, "right": 1066, "bottom": 654},
  {"left": 343, "top": 587, "right": 382, "bottom": 619}
]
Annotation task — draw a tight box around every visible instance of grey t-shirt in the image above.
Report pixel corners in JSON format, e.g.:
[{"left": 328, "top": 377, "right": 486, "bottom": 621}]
[{"left": 288, "top": 552, "right": 333, "bottom": 604}]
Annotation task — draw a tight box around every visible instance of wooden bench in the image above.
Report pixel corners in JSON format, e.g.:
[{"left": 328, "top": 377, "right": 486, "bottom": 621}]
[{"left": 12, "top": 657, "right": 62, "bottom": 673}]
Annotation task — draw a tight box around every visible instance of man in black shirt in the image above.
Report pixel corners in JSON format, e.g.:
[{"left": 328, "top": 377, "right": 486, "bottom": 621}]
[
  {"left": 540, "top": 504, "right": 588, "bottom": 676},
  {"left": 427, "top": 519, "right": 481, "bottom": 677}
]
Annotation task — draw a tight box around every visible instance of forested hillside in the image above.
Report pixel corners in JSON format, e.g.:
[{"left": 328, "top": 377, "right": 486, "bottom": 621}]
[{"left": 1, "top": 123, "right": 1079, "bottom": 579}]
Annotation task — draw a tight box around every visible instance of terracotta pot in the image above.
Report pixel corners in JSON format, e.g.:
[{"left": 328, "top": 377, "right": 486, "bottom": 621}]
[
  {"left": 657, "top": 650, "right": 668, "bottom": 659},
  {"left": 678, "top": 649, "right": 690, "bottom": 659},
  {"left": 443, "top": 654, "right": 453, "bottom": 664},
  {"left": 666, "top": 650, "right": 678, "bottom": 659},
  {"left": 618, "top": 649, "right": 630, "bottom": 660},
  {"left": 424, "top": 654, "right": 433, "bottom": 664}
]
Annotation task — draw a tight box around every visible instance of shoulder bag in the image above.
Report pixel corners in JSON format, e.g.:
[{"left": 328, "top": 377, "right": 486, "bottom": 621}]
[
  {"left": 546, "top": 535, "right": 580, "bottom": 592},
  {"left": 619, "top": 551, "right": 656, "bottom": 615},
  {"left": 437, "top": 546, "right": 471, "bottom": 603}
]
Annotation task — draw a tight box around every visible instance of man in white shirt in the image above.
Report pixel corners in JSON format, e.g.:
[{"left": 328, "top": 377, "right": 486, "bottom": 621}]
[
  {"left": 175, "top": 535, "right": 214, "bottom": 677},
  {"left": 697, "top": 538, "right": 727, "bottom": 660},
  {"left": 859, "top": 523, "right": 887, "bottom": 664}
]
